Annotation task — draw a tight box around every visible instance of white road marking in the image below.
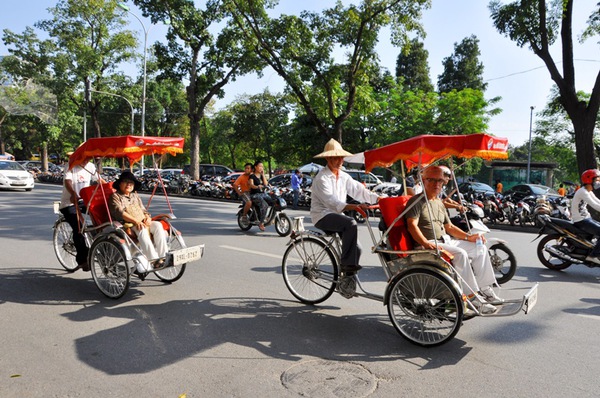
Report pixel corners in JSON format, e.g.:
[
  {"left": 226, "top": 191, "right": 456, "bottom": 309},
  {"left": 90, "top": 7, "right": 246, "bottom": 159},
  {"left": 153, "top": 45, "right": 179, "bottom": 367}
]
[{"left": 220, "top": 245, "right": 283, "bottom": 259}]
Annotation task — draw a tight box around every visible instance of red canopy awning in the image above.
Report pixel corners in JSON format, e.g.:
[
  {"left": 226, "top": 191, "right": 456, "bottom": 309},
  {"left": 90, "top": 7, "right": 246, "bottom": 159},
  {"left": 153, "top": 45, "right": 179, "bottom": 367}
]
[
  {"left": 364, "top": 134, "right": 509, "bottom": 172},
  {"left": 68, "top": 135, "right": 184, "bottom": 171}
]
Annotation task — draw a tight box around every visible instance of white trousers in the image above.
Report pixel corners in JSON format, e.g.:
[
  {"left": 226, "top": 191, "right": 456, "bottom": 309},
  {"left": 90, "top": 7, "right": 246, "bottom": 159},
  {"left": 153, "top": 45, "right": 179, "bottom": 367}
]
[
  {"left": 430, "top": 238, "right": 497, "bottom": 294},
  {"left": 134, "top": 221, "right": 168, "bottom": 260}
]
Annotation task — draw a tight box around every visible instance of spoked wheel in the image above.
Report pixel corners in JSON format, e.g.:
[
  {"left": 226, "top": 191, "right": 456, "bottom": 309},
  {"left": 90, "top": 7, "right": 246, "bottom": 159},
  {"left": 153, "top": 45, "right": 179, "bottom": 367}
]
[
  {"left": 89, "top": 239, "right": 130, "bottom": 299},
  {"left": 536, "top": 233, "right": 573, "bottom": 270},
  {"left": 155, "top": 233, "right": 187, "bottom": 283},
  {"left": 489, "top": 243, "right": 517, "bottom": 284},
  {"left": 237, "top": 211, "right": 252, "bottom": 231},
  {"left": 282, "top": 236, "right": 338, "bottom": 304},
  {"left": 53, "top": 220, "right": 79, "bottom": 272},
  {"left": 275, "top": 213, "right": 292, "bottom": 237},
  {"left": 387, "top": 268, "right": 462, "bottom": 347}
]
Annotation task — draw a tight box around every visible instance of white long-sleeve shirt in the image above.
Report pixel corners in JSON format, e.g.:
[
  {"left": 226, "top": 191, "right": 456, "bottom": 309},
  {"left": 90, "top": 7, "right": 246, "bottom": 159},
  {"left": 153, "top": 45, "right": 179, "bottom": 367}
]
[
  {"left": 570, "top": 187, "right": 600, "bottom": 222},
  {"left": 310, "top": 166, "right": 380, "bottom": 225}
]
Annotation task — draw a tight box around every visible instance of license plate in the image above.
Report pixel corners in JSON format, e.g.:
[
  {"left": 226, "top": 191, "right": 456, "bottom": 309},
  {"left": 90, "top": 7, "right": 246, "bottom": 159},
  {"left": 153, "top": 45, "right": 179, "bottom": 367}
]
[
  {"left": 172, "top": 245, "right": 204, "bottom": 266},
  {"left": 12, "top": 182, "right": 26, "bottom": 186},
  {"left": 524, "top": 284, "right": 538, "bottom": 314}
]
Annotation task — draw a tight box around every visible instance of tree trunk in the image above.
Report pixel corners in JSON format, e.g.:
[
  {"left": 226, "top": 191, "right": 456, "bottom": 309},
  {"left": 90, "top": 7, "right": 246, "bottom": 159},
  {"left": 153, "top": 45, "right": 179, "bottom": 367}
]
[{"left": 573, "top": 108, "right": 598, "bottom": 173}]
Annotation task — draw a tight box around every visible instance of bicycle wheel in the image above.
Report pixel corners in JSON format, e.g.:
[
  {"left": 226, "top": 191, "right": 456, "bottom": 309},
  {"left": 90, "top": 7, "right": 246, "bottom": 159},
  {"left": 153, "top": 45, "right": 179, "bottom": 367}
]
[
  {"left": 282, "top": 236, "right": 338, "bottom": 304},
  {"left": 155, "top": 233, "right": 187, "bottom": 283},
  {"left": 89, "top": 238, "right": 130, "bottom": 299},
  {"left": 489, "top": 243, "right": 517, "bottom": 284},
  {"left": 53, "top": 220, "right": 79, "bottom": 272},
  {"left": 387, "top": 268, "right": 462, "bottom": 347}
]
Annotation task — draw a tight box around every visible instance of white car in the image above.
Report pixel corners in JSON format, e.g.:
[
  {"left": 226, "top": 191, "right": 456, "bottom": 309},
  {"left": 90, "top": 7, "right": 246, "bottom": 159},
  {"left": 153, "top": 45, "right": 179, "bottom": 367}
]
[{"left": 0, "top": 160, "right": 35, "bottom": 191}]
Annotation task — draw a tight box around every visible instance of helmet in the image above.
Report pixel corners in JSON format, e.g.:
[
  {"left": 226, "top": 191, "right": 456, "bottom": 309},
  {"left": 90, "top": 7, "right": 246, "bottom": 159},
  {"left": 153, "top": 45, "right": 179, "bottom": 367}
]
[
  {"left": 439, "top": 165, "right": 452, "bottom": 180},
  {"left": 581, "top": 169, "right": 600, "bottom": 185}
]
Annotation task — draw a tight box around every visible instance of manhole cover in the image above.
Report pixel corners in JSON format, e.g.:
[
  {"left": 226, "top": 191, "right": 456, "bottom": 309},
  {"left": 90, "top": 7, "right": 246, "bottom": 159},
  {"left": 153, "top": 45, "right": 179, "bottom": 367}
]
[{"left": 281, "top": 359, "right": 377, "bottom": 397}]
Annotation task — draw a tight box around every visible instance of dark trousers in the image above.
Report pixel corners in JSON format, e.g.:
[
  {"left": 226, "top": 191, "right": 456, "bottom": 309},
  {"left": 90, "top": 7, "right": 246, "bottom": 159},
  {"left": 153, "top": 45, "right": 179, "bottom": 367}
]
[
  {"left": 60, "top": 205, "right": 88, "bottom": 265},
  {"left": 574, "top": 218, "right": 600, "bottom": 256},
  {"left": 292, "top": 189, "right": 300, "bottom": 209},
  {"left": 315, "top": 213, "right": 361, "bottom": 267}
]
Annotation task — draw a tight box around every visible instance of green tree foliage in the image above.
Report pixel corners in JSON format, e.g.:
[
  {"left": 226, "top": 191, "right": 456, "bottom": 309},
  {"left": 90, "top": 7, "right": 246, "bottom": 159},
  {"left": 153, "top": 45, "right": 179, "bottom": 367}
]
[
  {"left": 489, "top": 0, "right": 600, "bottom": 174},
  {"left": 225, "top": 0, "right": 431, "bottom": 144},
  {"left": 133, "top": 0, "right": 262, "bottom": 180},
  {"left": 395, "top": 38, "right": 433, "bottom": 92},
  {"left": 437, "top": 35, "right": 487, "bottom": 93}
]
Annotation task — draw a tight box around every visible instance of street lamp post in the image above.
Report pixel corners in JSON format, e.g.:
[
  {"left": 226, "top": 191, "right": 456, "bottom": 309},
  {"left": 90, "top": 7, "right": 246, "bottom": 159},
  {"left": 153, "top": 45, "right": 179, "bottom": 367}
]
[
  {"left": 89, "top": 88, "right": 135, "bottom": 135},
  {"left": 118, "top": 3, "right": 148, "bottom": 173},
  {"left": 527, "top": 106, "right": 534, "bottom": 184}
]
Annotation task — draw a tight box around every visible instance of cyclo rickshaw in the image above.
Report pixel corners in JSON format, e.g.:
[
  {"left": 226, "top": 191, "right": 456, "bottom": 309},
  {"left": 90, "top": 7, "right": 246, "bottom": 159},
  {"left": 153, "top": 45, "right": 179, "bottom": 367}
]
[
  {"left": 281, "top": 134, "right": 538, "bottom": 346},
  {"left": 53, "top": 135, "right": 204, "bottom": 299}
]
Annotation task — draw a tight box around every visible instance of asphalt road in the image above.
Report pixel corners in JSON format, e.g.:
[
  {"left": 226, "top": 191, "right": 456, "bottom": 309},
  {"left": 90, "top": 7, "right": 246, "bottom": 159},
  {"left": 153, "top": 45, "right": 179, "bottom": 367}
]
[{"left": 1, "top": 184, "right": 599, "bottom": 397}]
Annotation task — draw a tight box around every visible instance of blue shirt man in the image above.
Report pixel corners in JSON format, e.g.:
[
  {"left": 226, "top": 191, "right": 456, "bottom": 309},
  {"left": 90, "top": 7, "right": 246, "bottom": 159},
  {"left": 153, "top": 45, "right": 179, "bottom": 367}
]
[{"left": 291, "top": 169, "right": 303, "bottom": 209}]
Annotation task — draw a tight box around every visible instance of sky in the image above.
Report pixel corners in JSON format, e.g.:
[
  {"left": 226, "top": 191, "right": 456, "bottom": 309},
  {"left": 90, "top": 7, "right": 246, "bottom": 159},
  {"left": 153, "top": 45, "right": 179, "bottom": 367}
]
[{"left": 1, "top": 0, "right": 598, "bottom": 147}]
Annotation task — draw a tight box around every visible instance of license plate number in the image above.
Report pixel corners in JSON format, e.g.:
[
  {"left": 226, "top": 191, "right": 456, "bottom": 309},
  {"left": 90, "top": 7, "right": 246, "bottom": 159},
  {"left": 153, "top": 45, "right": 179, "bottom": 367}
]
[
  {"left": 172, "top": 245, "right": 204, "bottom": 266},
  {"left": 524, "top": 284, "right": 538, "bottom": 314}
]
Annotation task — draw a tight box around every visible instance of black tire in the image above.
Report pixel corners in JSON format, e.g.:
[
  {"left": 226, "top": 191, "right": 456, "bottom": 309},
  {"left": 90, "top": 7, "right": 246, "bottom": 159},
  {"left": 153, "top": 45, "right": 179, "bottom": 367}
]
[
  {"left": 89, "top": 238, "right": 130, "bottom": 299},
  {"left": 282, "top": 236, "right": 338, "bottom": 304},
  {"left": 155, "top": 233, "right": 187, "bottom": 283},
  {"left": 53, "top": 220, "right": 79, "bottom": 272},
  {"left": 387, "top": 268, "right": 462, "bottom": 347},
  {"left": 237, "top": 211, "right": 252, "bottom": 231},
  {"left": 275, "top": 213, "right": 292, "bottom": 237},
  {"left": 488, "top": 243, "right": 517, "bottom": 284},
  {"left": 537, "top": 233, "right": 573, "bottom": 270}
]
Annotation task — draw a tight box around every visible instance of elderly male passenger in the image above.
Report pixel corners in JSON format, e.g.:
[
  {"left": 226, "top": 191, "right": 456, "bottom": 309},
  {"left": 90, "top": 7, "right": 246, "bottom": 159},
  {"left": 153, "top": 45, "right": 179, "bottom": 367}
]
[{"left": 405, "top": 166, "right": 503, "bottom": 314}]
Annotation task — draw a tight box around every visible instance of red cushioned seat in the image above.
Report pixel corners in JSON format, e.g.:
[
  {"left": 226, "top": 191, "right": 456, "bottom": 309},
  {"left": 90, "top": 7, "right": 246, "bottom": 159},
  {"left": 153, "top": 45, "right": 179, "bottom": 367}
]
[
  {"left": 378, "top": 196, "right": 414, "bottom": 252},
  {"left": 79, "top": 182, "right": 115, "bottom": 226}
]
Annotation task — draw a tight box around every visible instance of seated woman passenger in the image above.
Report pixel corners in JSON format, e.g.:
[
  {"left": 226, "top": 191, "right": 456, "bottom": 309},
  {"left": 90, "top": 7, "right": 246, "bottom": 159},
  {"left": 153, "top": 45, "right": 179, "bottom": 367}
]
[{"left": 109, "top": 171, "right": 168, "bottom": 267}]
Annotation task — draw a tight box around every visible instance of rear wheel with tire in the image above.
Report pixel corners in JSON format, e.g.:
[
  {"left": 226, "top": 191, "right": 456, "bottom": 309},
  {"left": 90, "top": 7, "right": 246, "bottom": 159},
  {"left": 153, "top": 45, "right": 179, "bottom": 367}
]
[
  {"left": 489, "top": 243, "right": 517, "bottom": 284},
  {"left": 537, "top": 233, "right": 573, "bottom": 270},
  {"left": 282, "top": 236, "right": 338, "bottom": 304},
  {"left": 89, "top": 238, "right": 130, "bottom": 299},
  {"left": 53, "top": 220, "right": 79, "bottom": 272},
  {"left": 387, "top": 268, "right": 462, "bottom": 347},
  {"left": 237, "top": 210, "right": 252, "bottom": 231}
]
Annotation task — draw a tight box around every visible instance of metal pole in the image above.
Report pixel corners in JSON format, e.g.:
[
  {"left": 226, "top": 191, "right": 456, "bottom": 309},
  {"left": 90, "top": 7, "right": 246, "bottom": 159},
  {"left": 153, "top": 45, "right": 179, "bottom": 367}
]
[
  {"left": 527, "top": 106, "right": 534, "bottom": 184},
  {"left": 117, "top": 3, "right": 148, "bottom": 174},
  {"left": 90, "top": 88, "right": 134, "bottom": 135}
]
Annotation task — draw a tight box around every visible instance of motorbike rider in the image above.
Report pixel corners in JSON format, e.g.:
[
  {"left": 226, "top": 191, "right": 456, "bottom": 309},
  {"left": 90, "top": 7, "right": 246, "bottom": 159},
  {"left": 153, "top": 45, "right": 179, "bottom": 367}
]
[
  {"left": 233, "top": 163, "right": 253, "bottom": 222},
  {"left": 248, "top": 160, "right": 272, "bottom": 231},
  {"left": 571, "top": 169, "right": 600, "bottom": 264}
]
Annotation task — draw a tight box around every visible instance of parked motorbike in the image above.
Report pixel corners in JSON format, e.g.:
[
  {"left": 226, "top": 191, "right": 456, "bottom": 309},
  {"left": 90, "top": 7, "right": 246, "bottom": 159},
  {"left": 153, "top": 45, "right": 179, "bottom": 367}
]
[
  {"left": 237, "top": 189, "right": 292, "bottom": 236},
  {"left": 451, "top": 202, "right": 517, "bottom": 284},
  {"left": 549, "top": 196, "right": 571, "bottom": 220},
  {"left": 536, "top": 214, "right": 598, "bottom": 270},
  {"left": 482, "top": 192, "right": 504, "bottom": 224},
  {"left": 516, "top": 195, "right": 536, "bottom": 227},
  {"left": 501, "top": 193, "right": 517, "bottom": 226}
]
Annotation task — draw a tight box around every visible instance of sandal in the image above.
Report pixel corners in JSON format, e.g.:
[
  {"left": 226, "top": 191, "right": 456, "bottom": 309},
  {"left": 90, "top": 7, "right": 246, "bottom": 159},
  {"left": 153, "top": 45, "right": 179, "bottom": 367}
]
[{"left": 259, "top": 223, "right": 265, "bottom": 231}]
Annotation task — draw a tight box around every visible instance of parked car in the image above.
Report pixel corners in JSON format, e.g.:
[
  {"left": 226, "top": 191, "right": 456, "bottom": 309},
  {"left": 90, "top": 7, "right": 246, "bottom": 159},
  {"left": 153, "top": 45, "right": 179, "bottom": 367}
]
[
  {"left": 221, "top": 172, "right": 243, "bottom": 184},
  {"left": 503, "top": 183, "right": 561, "bottom": 202},
  {"left": 17, "top": 160, "right": 62, "bottom": 173},
  {"left": 345, "top": 170, "right": 383, "bottom": 190},
  {"left": 458, "top": 181, "right": 496, "bottom": 196},
  {"left": 160, "top": 168, "right": 183, "bottom": 179},
  {"left": 182, "top": 164, "right": 234, "bottom": 179},
  {"left": 268, "top": 173, "right": 313, "bottom": 188},
  {"left": 0, "top": 160, "right": 35, "bottom": 191}
]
